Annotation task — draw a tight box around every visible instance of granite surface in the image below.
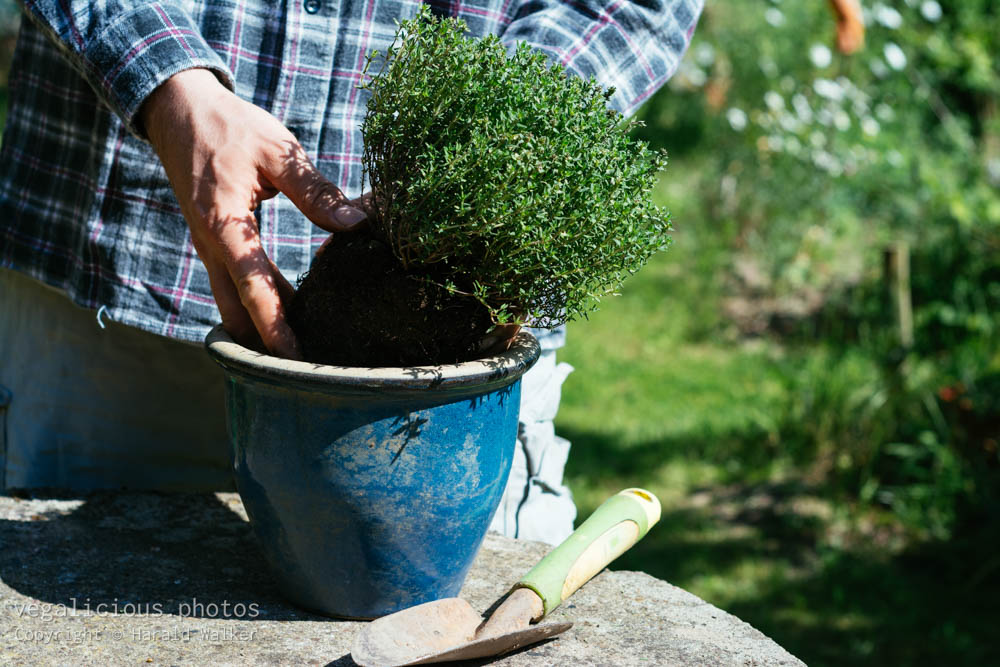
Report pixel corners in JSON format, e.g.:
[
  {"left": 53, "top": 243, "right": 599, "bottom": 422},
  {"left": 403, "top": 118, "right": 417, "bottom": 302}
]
[{"left": 0, "top": 492, "right": 804, "bottom": 666}]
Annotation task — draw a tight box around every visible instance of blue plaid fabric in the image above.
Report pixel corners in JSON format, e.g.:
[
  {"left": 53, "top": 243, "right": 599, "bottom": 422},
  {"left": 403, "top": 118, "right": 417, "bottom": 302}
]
[{"left": 0, "top": 0, "right": 702, "bottom": 342}]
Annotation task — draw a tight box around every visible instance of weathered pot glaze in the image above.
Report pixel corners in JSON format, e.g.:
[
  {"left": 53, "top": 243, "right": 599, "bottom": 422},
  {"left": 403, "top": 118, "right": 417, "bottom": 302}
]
[{"left": 205, "top": 325, "right": 539, "bottom": 618}]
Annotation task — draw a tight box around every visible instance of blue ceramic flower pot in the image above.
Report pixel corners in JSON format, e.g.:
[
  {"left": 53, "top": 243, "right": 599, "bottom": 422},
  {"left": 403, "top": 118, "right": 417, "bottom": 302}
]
[{"left": 205, "top": 325, "right": 539, "bottom": 619}]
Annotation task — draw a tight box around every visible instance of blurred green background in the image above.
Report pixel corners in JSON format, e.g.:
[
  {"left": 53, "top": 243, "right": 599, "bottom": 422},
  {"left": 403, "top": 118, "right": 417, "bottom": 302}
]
[
  {"left": 559, "top": 1, "right": 1000, "bottom": 665},
  {"left": 1, "top": 1, "right": 997, "bottom": 665}
]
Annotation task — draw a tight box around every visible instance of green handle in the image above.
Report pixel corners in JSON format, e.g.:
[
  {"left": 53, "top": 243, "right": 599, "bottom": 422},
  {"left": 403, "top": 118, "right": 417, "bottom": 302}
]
[{"left": 516, "top": 488, "right": 661, "bottom": 617}]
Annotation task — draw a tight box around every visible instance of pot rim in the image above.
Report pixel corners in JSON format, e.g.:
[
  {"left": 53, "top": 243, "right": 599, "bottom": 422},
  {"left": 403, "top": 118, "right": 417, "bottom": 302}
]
[{"left": 204, "top": 324, "right": 540, "bottom": 395}]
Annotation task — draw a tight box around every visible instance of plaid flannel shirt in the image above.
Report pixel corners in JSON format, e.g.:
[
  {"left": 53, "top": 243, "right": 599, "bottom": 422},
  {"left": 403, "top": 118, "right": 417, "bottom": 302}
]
[{"left": 0, "top": 0, "right": 701, "bottom": 343}]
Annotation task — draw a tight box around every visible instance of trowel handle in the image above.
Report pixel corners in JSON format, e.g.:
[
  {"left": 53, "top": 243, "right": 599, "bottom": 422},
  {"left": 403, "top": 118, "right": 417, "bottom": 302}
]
[{"left": 515, "top": 488, "right": 661, "bottom": 617}]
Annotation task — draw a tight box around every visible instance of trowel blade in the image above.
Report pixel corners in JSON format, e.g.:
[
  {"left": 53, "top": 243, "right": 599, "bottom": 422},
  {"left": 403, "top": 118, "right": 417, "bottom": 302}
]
[
  {"left": 402, "top": 622, "right": 573, "bottom": 665},
  {"left": 351, "top": 597, "right": 571, "bottom": 667}
]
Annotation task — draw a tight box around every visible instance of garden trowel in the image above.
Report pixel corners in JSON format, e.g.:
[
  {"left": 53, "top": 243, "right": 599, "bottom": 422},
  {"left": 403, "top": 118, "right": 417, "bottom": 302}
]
[{"left": 351, "top": 487, "right": 661, "bottom": 666}]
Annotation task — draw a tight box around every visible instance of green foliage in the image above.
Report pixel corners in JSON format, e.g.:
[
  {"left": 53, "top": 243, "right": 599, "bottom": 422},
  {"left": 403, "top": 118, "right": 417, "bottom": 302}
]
[
  {"left": 634, "top": 0, "right": 1000, "bottom": 538},
  {"left": 556, "top": 252, "right": 1000, "bottom": 667},
  {"left": 553, "top": 6, "right": 1000, "bottom": 662},
  {"left": 360, "top": 8, "right": 670, "bottom": 327}
]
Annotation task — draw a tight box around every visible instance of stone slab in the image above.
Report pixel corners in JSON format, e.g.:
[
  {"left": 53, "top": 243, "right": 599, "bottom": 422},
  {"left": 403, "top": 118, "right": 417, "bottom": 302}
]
[{"left": 0, "top": 492, "right": 803, "bottom": 666}]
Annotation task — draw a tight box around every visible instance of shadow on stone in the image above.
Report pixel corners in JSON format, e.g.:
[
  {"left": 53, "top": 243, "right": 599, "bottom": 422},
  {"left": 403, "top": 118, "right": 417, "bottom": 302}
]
[
  {"left": 327, "top": 636, "right": 563, "bottom": 667},
  {"left": 0, "top": 491, "right": 334, "bottom": 622}
]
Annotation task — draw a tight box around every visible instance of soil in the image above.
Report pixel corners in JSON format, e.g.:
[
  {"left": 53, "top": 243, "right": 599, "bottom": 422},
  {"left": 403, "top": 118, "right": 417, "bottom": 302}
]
[{"left": 287, "top": 230, "right": 494, "bottom": 367}]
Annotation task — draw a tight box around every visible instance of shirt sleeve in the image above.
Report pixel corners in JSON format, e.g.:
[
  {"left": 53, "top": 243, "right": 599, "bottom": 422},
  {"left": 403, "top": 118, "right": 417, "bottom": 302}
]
[
  {"left": 499, "top": 0, "right": 704, "bottom": 116},
  {"left": 19, "top": 1, "right": 234, "bottom": 137}
]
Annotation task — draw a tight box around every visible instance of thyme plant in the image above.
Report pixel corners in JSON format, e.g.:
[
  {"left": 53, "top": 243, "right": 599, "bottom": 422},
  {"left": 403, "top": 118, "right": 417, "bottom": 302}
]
[{"left": 360, "top": 9, "right": 671, "bottom": 328}]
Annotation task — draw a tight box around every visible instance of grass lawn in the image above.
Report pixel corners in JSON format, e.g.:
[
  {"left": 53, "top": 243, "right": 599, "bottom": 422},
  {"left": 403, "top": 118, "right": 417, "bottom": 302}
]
[{"left": 555, "top": 230, "right": 999, "bottom": 666}]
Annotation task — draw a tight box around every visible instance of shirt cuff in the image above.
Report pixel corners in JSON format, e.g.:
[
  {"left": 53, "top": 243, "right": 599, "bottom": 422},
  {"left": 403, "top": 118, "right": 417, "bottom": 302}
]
[{"left": 83, "top": 2, "right": 234, "bottom": 138}]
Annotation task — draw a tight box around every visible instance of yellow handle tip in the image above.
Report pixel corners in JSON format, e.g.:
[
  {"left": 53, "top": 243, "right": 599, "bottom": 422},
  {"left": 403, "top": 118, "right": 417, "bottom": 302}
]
[{"left": 619, "top": 488, "right": 661, "bottom": 529}]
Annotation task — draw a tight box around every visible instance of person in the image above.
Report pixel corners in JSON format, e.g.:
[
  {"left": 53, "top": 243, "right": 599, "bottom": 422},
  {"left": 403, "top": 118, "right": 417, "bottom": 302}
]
[
  {"left": 0, "top": 0, "right": 702, "bottom": 543},
  {"left": 828, "top": 0, "right": 865, "bottom": 55}
]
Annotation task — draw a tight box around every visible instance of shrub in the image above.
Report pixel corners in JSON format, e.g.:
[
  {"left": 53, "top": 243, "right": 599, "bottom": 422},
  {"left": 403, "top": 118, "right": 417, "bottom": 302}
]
[
  {"left": 639, "top": 0, "right": 1000, "bottom": 536},
  {"left": 359, "top": 9, "right": 671, "bottom": 328}
]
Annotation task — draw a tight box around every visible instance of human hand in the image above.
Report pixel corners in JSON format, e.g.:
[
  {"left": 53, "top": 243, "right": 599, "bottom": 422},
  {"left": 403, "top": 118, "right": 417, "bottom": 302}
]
[
  {"left": 478, "top": 323, "right": 522, "bottom": 355},
  {"left": 140, "top": 68, "right": 366, "bottom": 359},
  {"left": 315, "top": 192, "right": 373, "bottom": 259}
]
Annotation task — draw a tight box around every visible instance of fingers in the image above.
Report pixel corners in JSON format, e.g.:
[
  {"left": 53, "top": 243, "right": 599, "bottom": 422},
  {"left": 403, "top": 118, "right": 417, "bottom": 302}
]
[
  {"left": 349, "top": 191, "right": 374, "bottom": 216},
  {"left": 478, "top": 324, "right": 522, "bottom": 354},
  {"left": 263, "top": 140, "right": 368, "bottom": 233},
  {"left": 315, "top": 233, "right": 337, "bottom": 260},
  {"left": 146, "top": 73, "right": 328, "bottom": 360},
  {"left": 314, "top": 192, "right": 373, "bottom": 260},
  {"left": 202, "top": 251, "right": 261, "bottom": 350},
  {"left": 195, "top": 213, "right": 302, "bottom": 360},
  {"left": 198, "top": 135, "right": 358, "bottom": 361},
  {"left": 149, "top": 79, "right": 356, "bottom": 359},
  {"left": 269, "top": 256, "right": 297, "bottom": 306}
]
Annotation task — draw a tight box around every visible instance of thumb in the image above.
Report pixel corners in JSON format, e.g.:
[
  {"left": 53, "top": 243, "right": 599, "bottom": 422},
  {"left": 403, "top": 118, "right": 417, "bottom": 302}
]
[{"left": 265, "top": 139, "right": 367, "bottom": 232}]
